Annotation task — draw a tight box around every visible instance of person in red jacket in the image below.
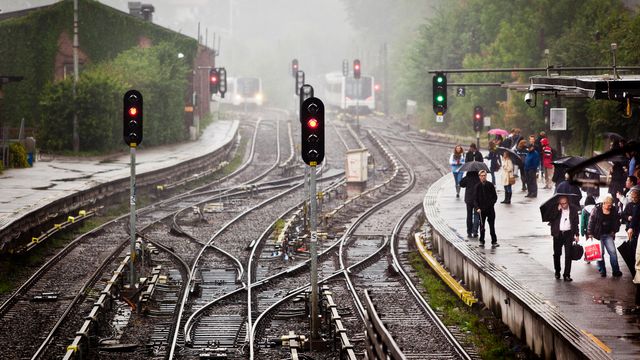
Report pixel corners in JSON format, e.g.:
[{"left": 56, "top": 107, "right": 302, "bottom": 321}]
[{"left": 541, "top": 138, "right": 555, "bottom": 189}]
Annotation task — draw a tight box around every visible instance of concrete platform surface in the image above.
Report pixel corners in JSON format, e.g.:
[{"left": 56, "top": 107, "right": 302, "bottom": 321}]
[
  {"left": 0, "top": 120, "right": 238, "bottom": 228},
  {"left": 433, "top": 174, "right": 640, "bottom": 359}
]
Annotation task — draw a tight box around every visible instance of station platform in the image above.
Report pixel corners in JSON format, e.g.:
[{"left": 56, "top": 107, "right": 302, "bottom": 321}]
[
  {"left": 0, "top": 120, "right": 238, "bottom": 235},
  {"left": 424, "top": 174, "right": 640, "bottom": 359}
]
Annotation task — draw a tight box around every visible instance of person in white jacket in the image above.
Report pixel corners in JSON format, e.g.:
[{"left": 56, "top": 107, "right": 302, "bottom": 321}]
[{"left": 450, "top": 145, "right": 465, "bottom": 198}]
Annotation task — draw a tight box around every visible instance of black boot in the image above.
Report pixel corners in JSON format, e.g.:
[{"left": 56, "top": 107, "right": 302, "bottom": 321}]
[
  {"left": 501, "top": 193, "right": 508, "bottom": 203},
  {"left": 504, "top": 192, "right": 511, "bottom": 204}
]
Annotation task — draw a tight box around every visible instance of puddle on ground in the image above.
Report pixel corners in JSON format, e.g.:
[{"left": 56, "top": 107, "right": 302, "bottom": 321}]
[{"left": 111, "top": 299, "right": 132, "bottom": 339}]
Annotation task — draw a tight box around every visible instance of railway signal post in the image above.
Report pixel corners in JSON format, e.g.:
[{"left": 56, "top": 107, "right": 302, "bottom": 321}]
[
  {"left": 123, "top": 90, "right": 143, "bottom": 286},
  {"left": 300, "top": 96, "right": 325, "bottom": 343},
  {"left": 300, "top": 84, "right": 314, "bottom": 232}
]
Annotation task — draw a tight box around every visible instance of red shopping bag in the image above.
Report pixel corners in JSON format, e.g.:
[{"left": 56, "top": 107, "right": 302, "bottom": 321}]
[{"left": 583, "top": 238, "right": 602, "bottom": 262}]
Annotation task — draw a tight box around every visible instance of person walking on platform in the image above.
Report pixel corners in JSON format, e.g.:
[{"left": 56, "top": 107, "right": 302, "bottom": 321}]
[
  {"left": 609, "top": 140, "right": 629, "bottom": 199},
  {"left": 516, "top": 139, "right": 528, "bottom": 191},
  {"left": 460, "top": 171, "right": 481, "bottom": 238},
  {"left": 524, "top": 143, "right": 540, "bottom": 198},
  {"left": 485, "top": 141, "right": 501, "bottom": 185},
  {"left": 617, "top": 176, "right": 638, "bottom": 209},
  {"left": 541, "top": 138, "right": 554, "bottom": 189},
  {"left": 474, "top": 170, "right": 499, "bottom": 247},
  {"left": 450, "top": 145, "right": 466, "bottom": 198},
  {"left": 588, "top": 194, "right": 622, "bottom": 277},
  {"left": 465, "top": 143, "right": 483, "bottom": 163},
  {"left": 580, "top": 196, "right": 597, "bottom": 240},
  {"left": 546, "top": 195, "right": 580, "bottom": 281},
  {"left": 500, "top": 151, "right": 514, "bottom": 204}
]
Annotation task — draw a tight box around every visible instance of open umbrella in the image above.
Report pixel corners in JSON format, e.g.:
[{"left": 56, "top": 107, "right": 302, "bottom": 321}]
[
  {"left": 488, "top": 128, "right": 509, "bottom": 137},
  {"left": 553, "top": 156, "right": 604, "bottom": 175},
  {"left": 496, "top": 147, "right": 524, "bottom": 167},
  {"left": 539, "top": 193, "right": 580, "bottom": 222},
  {"left": 459, "top": 161, "right": 489, "bottom": 173},
  {"left": 603, "top": 132, "right": 625, "bottom": 142}
]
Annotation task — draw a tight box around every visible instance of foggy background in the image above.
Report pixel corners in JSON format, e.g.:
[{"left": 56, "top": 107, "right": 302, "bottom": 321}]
[{"left": 1, "top": 0, "right": 364, "bottom": 107}]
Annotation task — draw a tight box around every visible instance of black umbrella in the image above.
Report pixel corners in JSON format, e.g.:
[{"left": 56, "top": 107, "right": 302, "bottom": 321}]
[
  {"left": 553, "top": 156, "right": 604, "bottom": 175},
  {"left": 539, "top": 193, "right": 580, "bottom": 222},
  {"left": 603, "top": 132, "right": 625, "bottom": 142},
  {"left": 459, "top": 161, "right": 490, "bottom": 173},
  {"left": 496, "top": 147, "right": 524, "bottom": 167}
]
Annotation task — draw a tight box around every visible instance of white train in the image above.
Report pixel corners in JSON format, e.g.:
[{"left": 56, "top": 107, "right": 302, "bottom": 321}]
[
  {"left": 213, "top": 77, "right": 263, "bottom": 107},
  {"left": 322, "top": 72, "right": 375, "bottom": 113}
]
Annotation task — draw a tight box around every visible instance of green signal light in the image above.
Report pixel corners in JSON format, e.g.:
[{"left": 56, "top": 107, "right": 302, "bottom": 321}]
[
  {"left": 436, "top": 95, "right": 444, "bottom": 103},
  {"left": 436, "top": 76, "right": 444, "bottom": 83}
]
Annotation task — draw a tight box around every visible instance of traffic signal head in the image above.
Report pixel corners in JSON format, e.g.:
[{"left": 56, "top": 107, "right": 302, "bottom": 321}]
[
  {"left": 543, "top": 98, "right": 551, "bottom": 117},
  {"left": 432, "top": 72, "right": 447, "bottom": 115},
  {"left": 123, "top": 90, "right": 143, "bottom": 146},
  {"left": 300, "top": 97, "right": 325, "bottom": 166},
  {"left": 342, "top": 59, "right": 349, "bottom": 77},
  {"left": 353, "top": 59, "right": 361, "bottom": 79},
  {"left": 217, "top": 67, "right": 227, "bottom": 98},
  {"left": 292, "top": 59, "right": 298, "bottom": 77},
  {"left": 296, "top": 70, "right": 305, "bottom": 95},
  {"left": 209, "top": 69, "right": 219, "bottom": 94},
  {"left": 473, "top": 106, "right": 483, "bottom": 131}
]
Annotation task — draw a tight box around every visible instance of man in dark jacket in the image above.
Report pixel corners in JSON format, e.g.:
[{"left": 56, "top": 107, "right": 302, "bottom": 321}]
[
  {"left": 474, "top": 170, "right": 498, "bottom": 247},
  {"left": 460, "top": 171, "right": 480, "bottom": 238},
  {"left": 545, "top": 195, "right": 580, "bottom": 281},
  {"left": 465, "top": 143, "right": 483, "bottom": 163},
  {"left": 524, "top": 144, "right": 540, "bottom": 198}
]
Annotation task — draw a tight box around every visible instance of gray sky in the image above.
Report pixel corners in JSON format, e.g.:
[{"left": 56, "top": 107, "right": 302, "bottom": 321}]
[{"left": 1, "top": 0, "right": 358, "bottom": 105}]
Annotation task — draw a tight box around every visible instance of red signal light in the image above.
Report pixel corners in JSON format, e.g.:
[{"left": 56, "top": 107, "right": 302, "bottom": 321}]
[
  {"left": 128, "top": 107, "right": 138, "bottom": 117},
  {"left": 474, "top": 113, "right": 481, "bottom": 120},
  {"left": 211, "top": 76, "right": 218, "bottom": 83},
  {"left": 307, "top": 118, "right": 318, "bottom": 129},
  {"left": 374, "top": 84, "right": 380, "bottom": 91}
]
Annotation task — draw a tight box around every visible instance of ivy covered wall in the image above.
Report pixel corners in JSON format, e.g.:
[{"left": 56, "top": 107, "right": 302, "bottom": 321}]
[{"left": 0, "top": 0, "right": 197, "bottom": 131}]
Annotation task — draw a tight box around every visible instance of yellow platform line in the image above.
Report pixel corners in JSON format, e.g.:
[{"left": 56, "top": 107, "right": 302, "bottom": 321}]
[
  {"left": 581, "top": 329, "right": 612, "bottom": 353},
  {"left": 415, "top": 234, "right": 478, "bottom": 307}
]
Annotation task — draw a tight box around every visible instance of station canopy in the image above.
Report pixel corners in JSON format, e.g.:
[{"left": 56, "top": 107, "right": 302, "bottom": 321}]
[{"left": 528, "top": 74, "right": 640, "bottom": 100}]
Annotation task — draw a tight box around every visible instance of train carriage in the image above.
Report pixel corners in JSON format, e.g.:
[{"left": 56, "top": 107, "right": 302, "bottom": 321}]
[{"left": 323, "top": 72, "right": 375, "bottom": 113}]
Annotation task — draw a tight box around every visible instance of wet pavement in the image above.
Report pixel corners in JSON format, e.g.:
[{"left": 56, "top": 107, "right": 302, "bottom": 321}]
[
  {"left": 0, "top": 120, "right": 238, "bottom": 229},
  {"left": 433, "top": 174, "right": 640, "bottom": 359}
]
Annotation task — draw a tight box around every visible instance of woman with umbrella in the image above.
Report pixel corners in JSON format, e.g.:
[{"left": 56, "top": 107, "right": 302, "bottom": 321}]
[
  {"left": 459, "top": 161, "right": 489, "bottom": 238},
  {"left": 449, "top": 145, "right": 466, "bottom": 198}
]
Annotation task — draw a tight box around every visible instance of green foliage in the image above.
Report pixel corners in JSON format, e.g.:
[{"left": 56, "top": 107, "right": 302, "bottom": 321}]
[
  {"left": 0, "top": 0, "right": 197, "bottom": 146},
  {"left": 9, "top": 143, "right": 29, "bottom": 168},
  {"left": 397, "top": 0, "right": 639, "bottom": 153},
  {"left": 39, "top": 42, "right": 189, "bottom": 151}
]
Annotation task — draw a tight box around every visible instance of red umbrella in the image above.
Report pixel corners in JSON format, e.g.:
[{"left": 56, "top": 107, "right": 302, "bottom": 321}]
[{"left": 488, "top": 128, "right": 509, "bottom": 137}]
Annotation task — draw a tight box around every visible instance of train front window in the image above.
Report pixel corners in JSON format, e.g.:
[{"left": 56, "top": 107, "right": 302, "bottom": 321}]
[
  {"left": 238, "top": 78, "right": 260, "bottom": 97},
  {"left": 345, "top": 77, "right": 372, "bottom": 99}
]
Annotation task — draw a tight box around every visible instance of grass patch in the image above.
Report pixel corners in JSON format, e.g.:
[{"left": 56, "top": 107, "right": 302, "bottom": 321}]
[{"left": 409, "top": 252, "right": 533, "bottom": 359}]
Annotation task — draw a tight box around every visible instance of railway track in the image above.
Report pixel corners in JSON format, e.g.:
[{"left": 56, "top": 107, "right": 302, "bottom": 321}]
[{"left": 1, "top": 110, "right": 481, "bottom": 360}]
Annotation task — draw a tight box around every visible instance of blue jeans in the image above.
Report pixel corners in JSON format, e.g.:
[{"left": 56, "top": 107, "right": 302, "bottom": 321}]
[
  {"left": 597, "top": 234, "right": 620, "bottom": 275},
  {"left": 490, "top": 171, "right": 496, "bottom": 185},
  {"left": 452, "top": 171, "right": 463, "bottom": 185}
]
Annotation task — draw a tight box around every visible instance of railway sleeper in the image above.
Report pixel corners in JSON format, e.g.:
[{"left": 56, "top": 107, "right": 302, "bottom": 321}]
[{"left": 62, "top": 255, "right": 131, "bottom": 360}]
